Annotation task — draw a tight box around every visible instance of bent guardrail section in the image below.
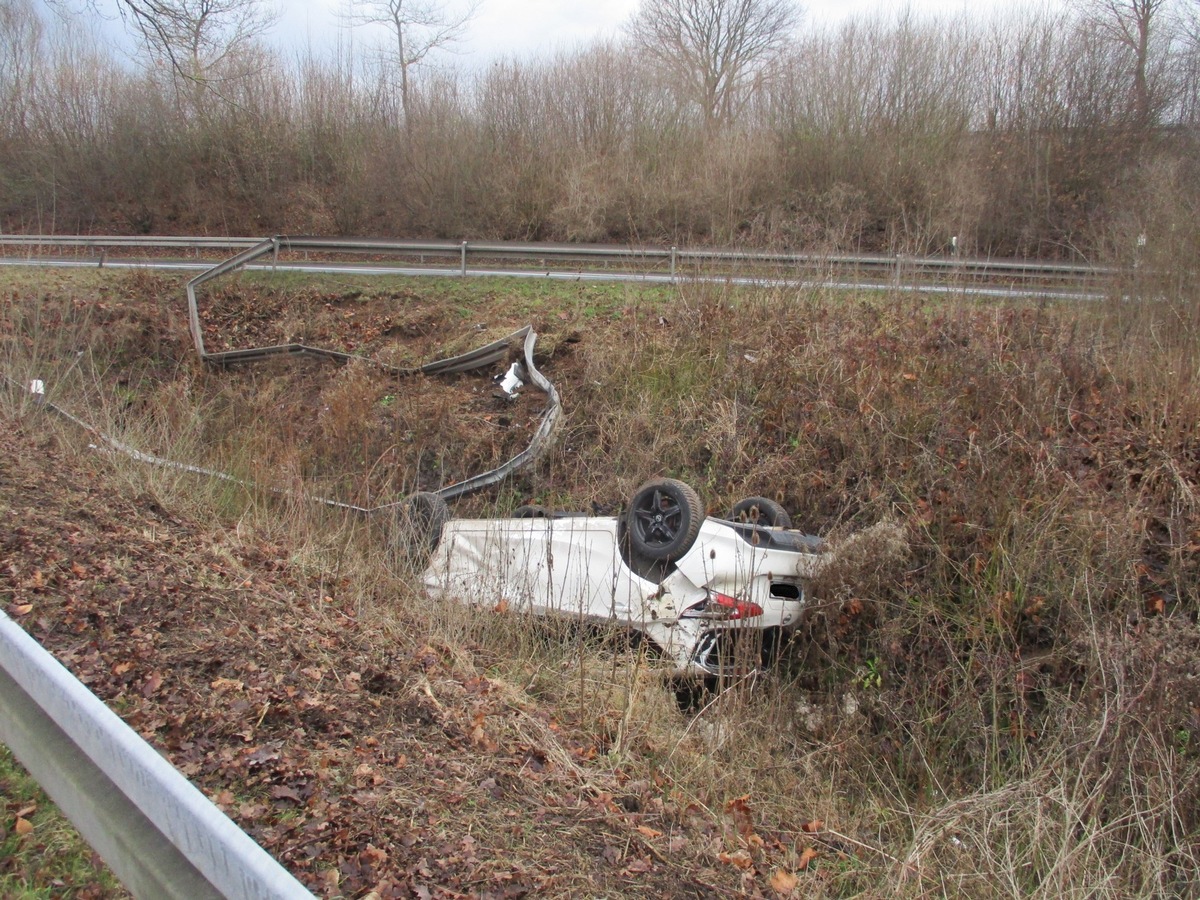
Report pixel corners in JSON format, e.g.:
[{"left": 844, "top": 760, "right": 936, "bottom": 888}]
[
  {"left": 0, "top": 610, "right": 314, "bottom": 899},
  {"left": 185, "top": 239, "right": 562, "bottom": 503}
]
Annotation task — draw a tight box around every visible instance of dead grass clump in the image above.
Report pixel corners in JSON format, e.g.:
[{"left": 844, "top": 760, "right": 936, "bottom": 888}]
[
  {"left": 883, "top": 616, "right": 1200, "bottom": 897},
  {"left": 809, "top": 519, "right": 910, "bottom": 603}
]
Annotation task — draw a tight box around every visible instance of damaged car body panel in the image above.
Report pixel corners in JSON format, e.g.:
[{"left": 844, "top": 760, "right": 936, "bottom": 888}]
[{"left": 422, "top": 485, "right": 830, "bottom": 678}]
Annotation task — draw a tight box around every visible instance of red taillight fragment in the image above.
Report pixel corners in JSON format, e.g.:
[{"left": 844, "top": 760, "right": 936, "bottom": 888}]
[{"left": 710, "top": 592, "right": 763, "bottom": 620}]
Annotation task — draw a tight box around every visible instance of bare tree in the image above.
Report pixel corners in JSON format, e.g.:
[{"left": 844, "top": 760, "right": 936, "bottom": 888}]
[
  {"left": 0, "top": 0, "right": 44, "bottom": 137},
  {"left": 625, "top": 0, "right": 802, "bottom": 127},
  {"left": 54, "top": 0, "right": 277, "bottom": 92},
  {"left": 1078, "top": 0, "right": 1177, "bottom": 124},
  {"left": 1179, "top": 0, "right": 1200, "bottom": 121},
  {"left": 351, "top": 0, "right": 480, "bottom": 121}
]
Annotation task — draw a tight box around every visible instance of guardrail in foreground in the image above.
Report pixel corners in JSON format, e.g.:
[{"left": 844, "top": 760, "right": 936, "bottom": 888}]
[{"left": 0, "top": 609, "right": 314, "bottom": 899}]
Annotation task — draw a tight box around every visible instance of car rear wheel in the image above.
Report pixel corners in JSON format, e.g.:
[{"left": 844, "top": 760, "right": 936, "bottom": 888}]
[
  {"left": 730, "top": 496, "right": 792, "bottom": 529},
  {"left": 626, "top": 478, "right": 704, "bottom": 562}
]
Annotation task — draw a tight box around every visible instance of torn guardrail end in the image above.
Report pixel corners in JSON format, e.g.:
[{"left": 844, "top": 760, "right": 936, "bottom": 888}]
[{"left": 184, "top": 240, "right": 561, "bottom": 503}]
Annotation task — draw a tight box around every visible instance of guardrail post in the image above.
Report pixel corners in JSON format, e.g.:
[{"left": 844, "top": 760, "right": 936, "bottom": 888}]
[
  {"left": 460, "top": 241, "right": 468, "bottom": 277},
  {"left": 271, "top": 237, "right": 280, "bottom": 273},
  {"left": 670, "top": 246, "right": 677, "bottom": 284}
]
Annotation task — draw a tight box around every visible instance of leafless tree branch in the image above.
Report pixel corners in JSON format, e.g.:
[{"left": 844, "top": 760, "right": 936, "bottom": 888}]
[
  {"left": 626, "top": 0, "right": 802, "bottom": 127},
  {"left": 349, "top": 0, "right": 481, "bottom": 120}
]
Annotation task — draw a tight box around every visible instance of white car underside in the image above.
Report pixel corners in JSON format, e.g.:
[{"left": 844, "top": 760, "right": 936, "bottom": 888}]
[{"left": 422, "top": 514, "right": 827, "bottom": 677}]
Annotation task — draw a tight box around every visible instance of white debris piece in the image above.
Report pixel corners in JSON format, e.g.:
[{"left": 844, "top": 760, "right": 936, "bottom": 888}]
[{"left": 495, "top": 362, "right": 524, "bottom": 396}]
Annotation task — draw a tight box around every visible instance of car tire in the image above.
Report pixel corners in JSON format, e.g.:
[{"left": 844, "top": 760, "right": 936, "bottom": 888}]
[
  {"left": 401, "top": 491, "right": 449, "bottom": 552},
  {"left": 730, "top": 496, "right": 792, "bottom": 529},
  {"left": 626, "top": 478, "right": 704, "bottom": 562},
  {"left": 513, "top": 504, "right": 550, "bottom": 518}
]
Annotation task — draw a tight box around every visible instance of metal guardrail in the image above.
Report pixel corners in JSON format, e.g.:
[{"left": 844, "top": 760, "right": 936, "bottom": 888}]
[
  {"left": 0, "top": 235, "right": 262, "bottom": 251},
  {"left": 0, "top": 609, "right": 314, "bottom": 899},
  {"left": 184, "top": 237, "right": 563, "bottom": 502},
  {"left": 0, "top": 233, "right": 1117, "bottom": 289}
]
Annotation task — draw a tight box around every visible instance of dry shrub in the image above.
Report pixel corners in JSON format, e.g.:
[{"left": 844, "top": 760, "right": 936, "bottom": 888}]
[
  {"left": 316, "top": 360, "right": 379, "bottom": 459},
  {"left": 882, "top": 615, "right": 1200, "bottom": 898},
  {"left": 5, "top": 4, "right": 1200, "bottom": 259},
  {"left": 809, "top": 520, "right": 910, "bottom": 603}
]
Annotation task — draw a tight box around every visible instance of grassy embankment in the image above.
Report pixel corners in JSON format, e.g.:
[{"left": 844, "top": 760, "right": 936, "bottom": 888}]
[{"left": 1, "top": 264, "right": 1197, "bottom": 897}]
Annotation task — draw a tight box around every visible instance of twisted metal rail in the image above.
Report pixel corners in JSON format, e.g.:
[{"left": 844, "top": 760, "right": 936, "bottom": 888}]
[{"left": 185, "top": 237, "right": 562, "bottom": 503}]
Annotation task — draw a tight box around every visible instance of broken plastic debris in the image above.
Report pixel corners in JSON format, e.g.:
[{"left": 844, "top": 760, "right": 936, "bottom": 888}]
[
  {"left": 494, "top": 362, "right": 524, "bottom": 396},
  {"left": 29, "top": 379, "right": 45, "bottom": 403}
]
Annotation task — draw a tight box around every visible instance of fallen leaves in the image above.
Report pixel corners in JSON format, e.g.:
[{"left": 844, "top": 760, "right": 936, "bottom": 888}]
[
  {"left": 270, "top": 784, "right": 302, "bottom": 803},
  {"left": 469, "top": 711, "right": 499, "bottom": 752},
  {"left": 718, "top": 849, "right": 754, "bottom": 870},
  {"left": 142, "top": 671, "right": 164, "bottom": 696},
  {"left": 622, "top": 856, "right": 654, "bottom": 875},
  {"left": 769, "top": 868, "right": 799, "bottom": 893},
  {"left": 725, "top": 794, "right": 757, "bottom": 841}
]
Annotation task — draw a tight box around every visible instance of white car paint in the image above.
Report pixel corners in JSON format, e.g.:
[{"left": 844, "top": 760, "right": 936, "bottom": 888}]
[{"left": 422, "top": 514, "right": 827, "bottom": 677}]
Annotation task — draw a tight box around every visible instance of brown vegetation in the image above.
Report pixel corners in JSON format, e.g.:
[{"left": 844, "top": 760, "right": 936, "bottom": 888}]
[
  {"left": 1, "top": 2, "right": 1198, "bottom": 260},
  {"left": 1, "top": 262, "right": 1197, "bottom": 896}
]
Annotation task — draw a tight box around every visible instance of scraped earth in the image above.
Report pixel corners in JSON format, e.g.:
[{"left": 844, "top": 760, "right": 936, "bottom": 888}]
[{"left": 0, "top": 417, "right": 766, "bottom": 898}]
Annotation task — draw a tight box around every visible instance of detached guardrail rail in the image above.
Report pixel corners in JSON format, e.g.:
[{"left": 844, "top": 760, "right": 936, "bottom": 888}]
[
  {"left": 0, "top": 610, "right": 314, "bottom": 899},
  {"left": 185, "top": 237, "right": 563, "bottom": 502},
  {"left": 0, "top": 233, "right": 1117, "bottom": 297}
]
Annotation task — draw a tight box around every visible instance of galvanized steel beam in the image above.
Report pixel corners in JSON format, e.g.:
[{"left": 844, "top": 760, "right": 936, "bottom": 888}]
[{"left": 0, "top": 611, "right": 314, "bottom": 900}]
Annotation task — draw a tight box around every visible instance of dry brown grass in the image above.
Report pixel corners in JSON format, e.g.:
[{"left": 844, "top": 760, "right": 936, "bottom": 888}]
[{"left": 2, "top": 264, "right": 1198, "bottom": 896}]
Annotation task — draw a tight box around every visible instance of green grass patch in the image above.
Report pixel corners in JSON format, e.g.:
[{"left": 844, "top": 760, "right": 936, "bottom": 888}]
[{"left": 0, "top": 746, "right": 126, "bottom": 898}]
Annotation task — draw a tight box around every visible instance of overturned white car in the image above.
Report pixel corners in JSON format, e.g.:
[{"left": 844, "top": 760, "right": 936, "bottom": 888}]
[{"left": 419, "top": 478, "right": 829, "bottom": 678}]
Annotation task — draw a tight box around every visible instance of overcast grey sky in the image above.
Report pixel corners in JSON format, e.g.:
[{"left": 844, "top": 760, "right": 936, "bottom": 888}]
[{"left": 277, "top": 0, "right": 1058, "bottom": 66}]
